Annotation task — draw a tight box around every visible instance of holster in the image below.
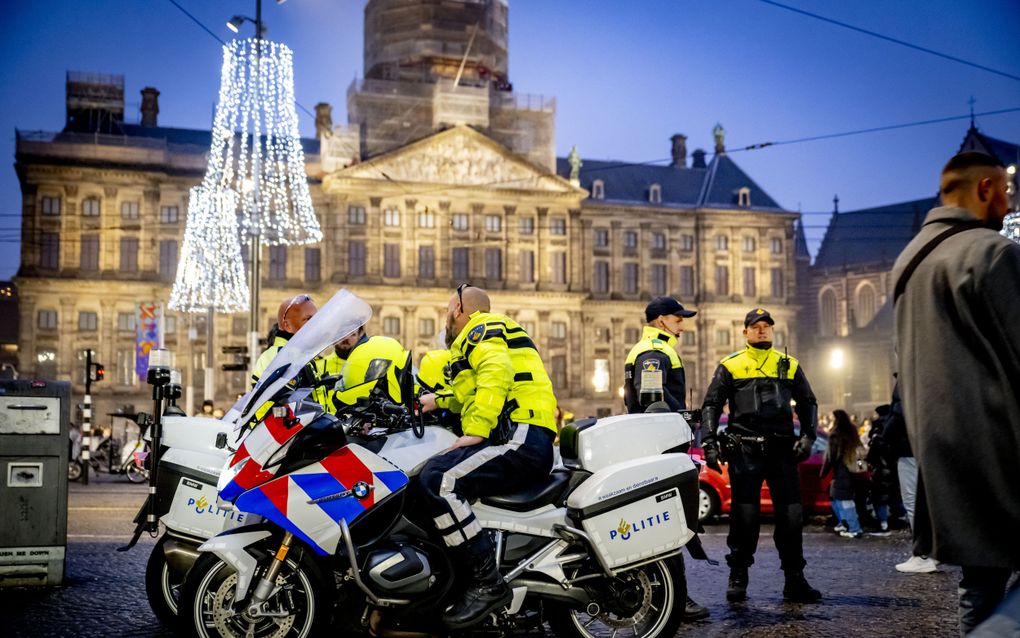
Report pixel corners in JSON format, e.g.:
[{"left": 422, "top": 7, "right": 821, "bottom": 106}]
[{"left": 490, "top": 398, "right": 519, "bottom": 445}]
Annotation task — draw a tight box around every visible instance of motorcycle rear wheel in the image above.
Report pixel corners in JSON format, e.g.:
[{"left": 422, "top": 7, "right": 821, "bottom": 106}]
[
  {"left": 546, "top": 554, "right": 687, "bottom": 638},
  {"left": 125, "top": 463, "right": 148, "bottom": 483},
  {"left": 68, "top": 460, "right": 82, "bottom": 482},
  {"left": 145, "top": 536, "right": 185, "bottom": 626},
  {"left": 177, "top": 546, "right": 331, "bottom": 638}
]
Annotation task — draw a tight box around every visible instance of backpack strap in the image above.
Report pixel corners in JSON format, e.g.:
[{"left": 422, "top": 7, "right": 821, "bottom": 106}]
[{"left": 893, "top": 221, "right": 983, "bottom": 304}]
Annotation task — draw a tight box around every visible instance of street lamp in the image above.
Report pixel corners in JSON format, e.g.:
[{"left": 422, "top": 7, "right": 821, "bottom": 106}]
[
  {"left": 829, "top": 347, "right": 845, "bottom": 370},
  {"left": 227, "top": 15, "right": 267, "bottom": 37}
]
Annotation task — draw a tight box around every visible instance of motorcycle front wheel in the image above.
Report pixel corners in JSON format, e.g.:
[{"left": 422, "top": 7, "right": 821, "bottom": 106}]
[
  {"left": 546, "top": 554, "right": 687, "bottom": 638},
  {"left": 125, "top": 462, "right": 148, "bottom": 483},
  {"left": 145, "top": 535, "right": 185, "bottom": 625},
  {"left": 68, "top": 460, "right": 82, "bottom": 482},
  {"left": 177, "top": 545, "right": 331, "bottom": 638}
]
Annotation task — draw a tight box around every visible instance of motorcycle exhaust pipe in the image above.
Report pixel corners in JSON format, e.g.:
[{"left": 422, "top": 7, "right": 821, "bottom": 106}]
[{"left": 369, "top": 609, "right": 441, "bottom": 638}]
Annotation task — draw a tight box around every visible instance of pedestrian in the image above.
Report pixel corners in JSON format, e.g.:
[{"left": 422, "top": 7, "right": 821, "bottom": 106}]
[
  {"left": 417, "top": 284, "right": 557, "bottom": 629},
  {"left": 701, "top": 308, "right": 821, "bottom": 604},
  {"left": 892, "top": 151, "right": 1020, "bottom": 634},
  {"left": 821, "top": 409, "right": 866, "bottom": 539},
  {"left": 194, "top": 399, "right": 215, "bottom": 417},
  {"left": 865, "top": 404, "right": 897, "bottom": 535},
  {"left": 622, "top": 296, "right": 708, "bottom": 623}
]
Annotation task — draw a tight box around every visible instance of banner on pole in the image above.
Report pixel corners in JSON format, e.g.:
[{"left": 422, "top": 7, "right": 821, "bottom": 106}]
[{"left": 136, "top": 303, "right": 162, "bottom": 382}]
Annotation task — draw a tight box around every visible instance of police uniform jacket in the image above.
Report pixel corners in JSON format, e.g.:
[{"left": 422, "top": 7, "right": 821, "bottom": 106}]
[
  {"left": 447, "top": 311, "right": 557, "bottom": 439},
  {"left": 251, "top": 332, "right": 334, "bottom": 416},
  {"left": 701, "top": 345, "right": 818, "bottom": 440},
  {"left": 623, "top": 326, "right": 687, "bottom": 413}
]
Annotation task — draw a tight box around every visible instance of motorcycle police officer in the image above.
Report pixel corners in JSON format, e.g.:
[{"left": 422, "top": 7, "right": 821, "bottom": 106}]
[
  {"left": 623, "top": 296, "right": 709, "bottom": 622},
  {"left": 418, "top": 284, "right": 557, "bottom": 629},
  {"left": 701, "top": 308, "right": 821, "bottom": 604}
]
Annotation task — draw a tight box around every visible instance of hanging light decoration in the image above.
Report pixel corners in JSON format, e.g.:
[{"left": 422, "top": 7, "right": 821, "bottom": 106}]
[
  {"left": 1003, "top": 212, "right": 1020, "bottom": 244},
  {"left": 169, "top": 186, "right": 249, "bottom": 313},
  {"left": 203, "top": 37, "right": 321, "bottom": 246}
]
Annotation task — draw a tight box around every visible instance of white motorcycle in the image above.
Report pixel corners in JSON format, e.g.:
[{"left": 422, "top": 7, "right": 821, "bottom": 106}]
[{"left": 175, "top": 290, "right": 704, "bottom": 638}]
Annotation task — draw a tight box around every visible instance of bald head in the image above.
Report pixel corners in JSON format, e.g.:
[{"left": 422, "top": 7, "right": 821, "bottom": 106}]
[
  {"left": 940, "top": 152, "right": 1010, "bottom": 229},
  {"left": 445, "top": 285, "right": 492, "bottom": 343},
  {"left": 278, "top": 295, "right": 317, "bottom": 334}
]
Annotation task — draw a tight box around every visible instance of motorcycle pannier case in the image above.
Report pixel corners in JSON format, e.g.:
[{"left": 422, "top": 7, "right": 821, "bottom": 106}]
[
  {"left": 559, "top": 412, "right": 692, "bottom": 473},
  {"left": 567, "top": 454, "right": 698, "bottom": 570}
]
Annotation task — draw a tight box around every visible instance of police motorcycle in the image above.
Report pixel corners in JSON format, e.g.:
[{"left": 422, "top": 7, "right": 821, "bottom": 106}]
[{"left": 177, "top": 289, "right": 703, "bottom": 638}]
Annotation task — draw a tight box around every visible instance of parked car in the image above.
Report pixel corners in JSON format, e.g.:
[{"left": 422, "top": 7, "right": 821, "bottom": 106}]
[{"left": 691, "top": 431, "right": 832, "bottom": 523}]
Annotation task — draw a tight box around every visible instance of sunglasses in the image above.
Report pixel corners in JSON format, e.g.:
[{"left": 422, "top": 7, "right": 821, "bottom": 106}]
[
  {"left": 456, "top": 283, "right": 472, "bottom": 312},
  {"left": 282, "top": 294, "right": 312, "bottom": 324}
]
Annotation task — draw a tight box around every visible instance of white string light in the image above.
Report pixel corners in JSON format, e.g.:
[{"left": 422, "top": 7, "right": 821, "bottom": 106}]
[
  {"left": 169, "top": 186, "right": 249, "bottom": 313},
  {"left": 202, "top": 37, "right": 321, "bottom": 246},
  {"left": 1003, "top": 212, "right": 1020, "bottom": 244}
]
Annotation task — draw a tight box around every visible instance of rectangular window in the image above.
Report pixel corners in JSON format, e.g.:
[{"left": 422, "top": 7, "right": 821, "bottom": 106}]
[
  {"left": 268, "top": 245, "right": 287, "bottom": 280},
  {"left": 232, "top": 317, "right": 246, "bottom": 335},
  {"left": 165, "top": 315, "right": 177, "bottom": 336},
  {"left": 715, "top": 235, "right": 728, "bottom": 251},
  {"left": 80, "top": 234, "right": 99, "bottom": 271},
  {"left": 682, "top": 331, "right": 696, "bottom": 346},
  {"left": 551, "top": 321, "right": 567, "bottom": 339},
  {"left": 347, "top": 205, "right": 366, "bottom": 225},
  {"left": 418, "top": 317, "right": 435, "bottom": 337},
  {"left": 743, "top": 266, "right": 756, "bottom": 297},
  {"left": 78, "top": 311, "right": 98, "bottom": 331},
  {"left": 743, "top": 236, "right": 756, "bottom": 253},
  {"left": 382, "top": 316, "right": 401, "bottom": 336},
  {"left": 160, "top": 205, "right": 179, "bottom": 224},
  {"left": 551, "top": 355, "right": 567, "bottom": 391},
  {"left": 593, "top": 228, "right": 609, "bottom": 248},
  {"left": 651, "top": 232, "right": 666, "bottom": 250},
  {"left": 348, "top": 240, "right": 366, "bottom": 276},
  {"left": 41, "top": 196, "right": 61, "bottom": 216},
  {"left": 715, "top": 329, "right": 731, "bottom": 346},
  {"left": 623, "top": 231, "right": 637, "bottom": 249},
  {"left": 418, "top": 209, "right": 435, "bottom": 228},
  {"left": 485, "top": 215, "right": 502, "bottom": 233},
  {"left": 159, "top": 240, "right": 178, "bottom": 278},
  {"left": 625, "top": 327, "right": 640, "bottom": 344},
  {"left": 383, "top": 208, "right": 400, "bottom": 227},
  {"left": 37, "top": 309, "right": 58, "bottom": 330},
  {"left": 521, "top": 321, "right": 536, "bottom": 337},
  {"left": 116, "top": 349, "right": 138, "bottom": 386},
  {"left": 121, "top": 201, "right": 139, "bottom": 220},
  {"left": 452, "top": 247, "right": 470, "bottom": 281},
  {"left": 715, "top": 265, "right": 729, "bottom": 296},
  {"left": 771, "top": 237, "right": 783, "bottom": 255},
  {"left": 519, "top": 216, "right": 534, "bottom": 234},
  {"left": 383, "top": 243, "right": 401, "bottom": 278},
  {"left": 304, "top": 247, "right": 321, "bottom": 282},
  {"left": 623, "top": 263, "right": 639, "bottom": 294},
  {"left": 550, "top": 217, "right": 567, "bottom": 236},
  {"left": 41, "top": 232, "right": 59, "bottom": 269},
  {"left": 452, "top": 213, "right": 470, "bottom": 231},
  {"left": 593, "top": 261, "right": 610, "bottom": 293},
  {"left": 651, "top": 264, "right": 667, "bottom": 295},
  {"left": 120, "top": 237, "right": 138, "bottom": 272},
  {"left": 485, "top": 248, "right": 502, "bottom": 280},
  {"left": 679, "top": 265, "right": 695, "bottom": 298},
  {"left": 117, "top": 312, "right": 136, "bottom": 332},
  {"left": 550, "top": 251, "right": 567, "bottom": 284},
  {"left": 592, "top": 359, "right": 610, "bottom": 393},
  {"left": 519, "top": 250, "right": 534, "bottom": 284},
  {"left": 771, "top": 267, "right": 784, "bottom": 298},
  {"left": 418, "top": 245, "right": 435, "bottom": 279},
  {"left": 680, "top": 234, "right": 694, "bottom": 251},
  {"left": 82, "top": 197, "right": 101, "bottom": 217}
]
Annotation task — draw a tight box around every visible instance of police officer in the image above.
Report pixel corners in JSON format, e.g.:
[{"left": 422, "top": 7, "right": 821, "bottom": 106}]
[
  {"left": 701, "top": 308, "right": 821, "bottom": 604},
  {"left": 623, "top": 296, "right": 709, "bottom": 622},
  {"left": 416, "top": 349, "right": 462, "bottom": 432},
  {"left": 418, "top": 285, "right": 557, "bottom": 629},
  {"left": 335, "top": 333, "right": 410, "bottom": 407}
]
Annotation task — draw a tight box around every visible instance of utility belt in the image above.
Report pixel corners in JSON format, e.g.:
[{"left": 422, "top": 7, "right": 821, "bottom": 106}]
[{"left": 721, "top": 431, "right": 793, "bottom": 455}]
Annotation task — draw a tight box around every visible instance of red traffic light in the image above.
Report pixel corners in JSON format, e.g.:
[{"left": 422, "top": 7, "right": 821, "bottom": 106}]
[{"left": 90, "top": 363, "right": 105, "bottom": 382}]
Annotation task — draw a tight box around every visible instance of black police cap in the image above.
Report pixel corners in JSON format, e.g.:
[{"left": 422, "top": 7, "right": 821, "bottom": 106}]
[
  {"left": 744, "top": 307, "right": 775, "bottom": 328},
  {"left": 645, "top": 296, "right": 697, "bottom": 322}
]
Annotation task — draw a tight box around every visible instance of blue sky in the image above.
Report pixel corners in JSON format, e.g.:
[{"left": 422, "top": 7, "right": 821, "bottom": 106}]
[{"left": 1, "top": 0, "right": 1018, "bottom": 279}]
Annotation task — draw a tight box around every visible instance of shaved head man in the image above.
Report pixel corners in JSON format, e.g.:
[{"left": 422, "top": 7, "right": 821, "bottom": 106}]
[
  {"left": 938, "top": 151, "right": 1011, "bottom": 231},
  {"left": 277, "top": 294, "right": 317, "bottom": 334}
]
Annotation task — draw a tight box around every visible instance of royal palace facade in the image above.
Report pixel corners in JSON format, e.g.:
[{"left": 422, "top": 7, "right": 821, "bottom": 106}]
[{"left": 13, "top": 0, "right": 805, "bottom": 420}]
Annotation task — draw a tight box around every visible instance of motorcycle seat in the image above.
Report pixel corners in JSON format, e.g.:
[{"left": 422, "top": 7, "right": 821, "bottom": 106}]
[{"left": 480, "top": 469, "right": 572, "bottom": 513}]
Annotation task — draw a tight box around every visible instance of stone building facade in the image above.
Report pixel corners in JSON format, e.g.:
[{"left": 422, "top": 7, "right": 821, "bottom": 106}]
[{"left": 13, "top": 0, "right": 804, "bottom": 420}]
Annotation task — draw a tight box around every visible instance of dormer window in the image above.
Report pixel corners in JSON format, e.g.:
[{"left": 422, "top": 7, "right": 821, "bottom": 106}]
[
  {"left": 649, "top": 183, "right": 662, "bottom": 204},
  {"left": 592, "top": 179, "right": 605, "bottom": 200},
  {"left": 737, "top": 187, "right": 751, "bottom": 208}
]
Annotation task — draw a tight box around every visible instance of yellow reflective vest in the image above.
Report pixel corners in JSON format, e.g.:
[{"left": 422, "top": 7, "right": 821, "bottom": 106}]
[{"left": 623, "top": 325, "right": 686, "bottom": 412}]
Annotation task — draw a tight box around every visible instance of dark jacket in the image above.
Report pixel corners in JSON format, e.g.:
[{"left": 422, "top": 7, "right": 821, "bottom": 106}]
[
  {"left": 624, "top": 326, "right": 686, "bottom": 413},
  {"left": 892, "top": 205, "right": 1020, "bottom": 569}
]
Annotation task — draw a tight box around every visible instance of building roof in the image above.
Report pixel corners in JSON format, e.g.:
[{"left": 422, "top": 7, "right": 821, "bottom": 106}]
[
  {"left": 555, "top": 153, "right": 784, "bottom": 211},
  {"left": 26, "top": 123, "right": 321, "bottom": 155},
  {"left": 813, "top": 197, "right": 935, "bottom": 270},
  {"left": 960, "top": 126, "right": 1020, "bottom": 167}
]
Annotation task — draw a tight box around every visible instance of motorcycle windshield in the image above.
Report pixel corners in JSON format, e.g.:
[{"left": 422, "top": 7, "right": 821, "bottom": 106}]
[{"left": 225, "top": 289, "right": 373, "bottom": 430}]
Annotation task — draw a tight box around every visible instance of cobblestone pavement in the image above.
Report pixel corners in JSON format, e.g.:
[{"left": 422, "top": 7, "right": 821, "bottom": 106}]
[{"left": 4, "top": 476, "right": 960, "bottom": 637}]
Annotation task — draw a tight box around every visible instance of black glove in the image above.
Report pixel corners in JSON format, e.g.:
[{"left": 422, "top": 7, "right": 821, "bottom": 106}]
[
  {"left": 703, "top": 443, "right": 722, "bottom": 472},
  {"left": 792, "top": 435, "right": 813, "bottom": 462}
]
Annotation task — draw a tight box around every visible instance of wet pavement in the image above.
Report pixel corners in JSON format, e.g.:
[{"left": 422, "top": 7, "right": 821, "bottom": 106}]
[{"left": 3, "top": 476, "right": 959, "bottom": 637}]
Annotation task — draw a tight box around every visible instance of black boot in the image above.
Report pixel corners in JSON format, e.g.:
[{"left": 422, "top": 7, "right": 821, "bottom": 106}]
[
  {"left": 726, "top": 567, "right": 748, "bottom": 602},
  {"left": 442, "top": 540, "right": 513, "bottom": 629},
  {"left": 783, "top": 570, "right": 821, "bottom": 603},
  {"left": 683, "top": 596, "right": 710, "bottom": 622}
]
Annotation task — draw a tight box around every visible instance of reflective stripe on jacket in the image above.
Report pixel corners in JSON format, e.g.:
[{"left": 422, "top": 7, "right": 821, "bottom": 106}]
[{"left": 623, "top": 325, "right": 685, "bottom": 412}]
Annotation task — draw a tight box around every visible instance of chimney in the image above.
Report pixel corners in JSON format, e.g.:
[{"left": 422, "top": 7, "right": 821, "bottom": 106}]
[
  {"left": 140, "top": 87, "right": 160, "bottom": 127},
  {"left": 315, "top": 102, "right": 333, "bottom": 139},
  {"left": 692, "top": 148, "right": 707, "bottom": 169},
  {"left": 670, "top": 134, "right": 687, "bottom": 168}
]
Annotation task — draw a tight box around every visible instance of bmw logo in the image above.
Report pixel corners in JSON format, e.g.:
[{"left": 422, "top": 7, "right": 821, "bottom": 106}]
[{"left": 352, "top": 481, "right": 371, "bottom": 500}]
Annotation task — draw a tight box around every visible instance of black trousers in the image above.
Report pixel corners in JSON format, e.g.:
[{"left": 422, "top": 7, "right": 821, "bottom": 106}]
[
  {"left": 725, "top": 437, "right": 806, "bottom": 573},
  {"left": 959, "top": 566, "right": 1017, "bottom": 635},
  {"left": 417, "top": 424, "right": 554, "bottom": 548}
]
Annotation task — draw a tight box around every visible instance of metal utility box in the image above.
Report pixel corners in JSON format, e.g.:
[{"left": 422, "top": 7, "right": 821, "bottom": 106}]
[{"left": 0, "top": 380, "right": 70, "bottom": 586}]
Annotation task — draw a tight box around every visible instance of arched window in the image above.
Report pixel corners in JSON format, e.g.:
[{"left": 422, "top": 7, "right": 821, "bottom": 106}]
[
  {"left": 737, "top": 187, "right": 751, "bottom": 208},
  {"left": 855, "top": 283, "right": 877, "bottom": 328},
  {"left": 649, "top": 183, "right": 662, "bottom": 204},
  {"left": 592, "top": 179, "right": 605, "bottom": 200},
  {"left": 819, "top": 288, "right": 838, "bottom": 336}
]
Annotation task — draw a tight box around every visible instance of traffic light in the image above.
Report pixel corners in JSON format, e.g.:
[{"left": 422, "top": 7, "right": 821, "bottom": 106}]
[
  {"left": 89, "top": 362, "right": 105, "bottom": 382},
  {"left": 221, "top": 345, "right": 249, "bottom": 371}
]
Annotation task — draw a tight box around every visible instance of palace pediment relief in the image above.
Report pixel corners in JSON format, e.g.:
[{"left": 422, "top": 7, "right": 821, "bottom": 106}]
[{"left": 331, "top": 126, "right": 580, "bottom": 194}]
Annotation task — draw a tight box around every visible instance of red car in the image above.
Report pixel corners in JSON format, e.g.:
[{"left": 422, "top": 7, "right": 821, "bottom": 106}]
[{"left": 690, "top": 432, "right": 832, "bottom": 523}]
